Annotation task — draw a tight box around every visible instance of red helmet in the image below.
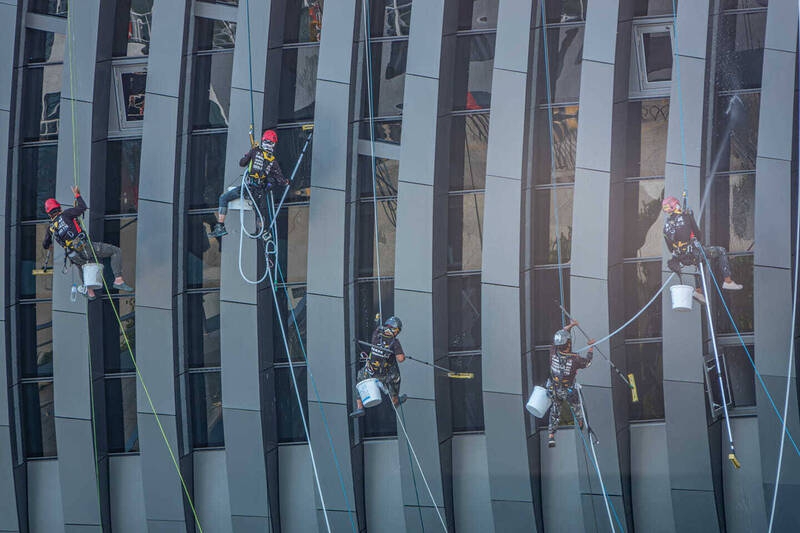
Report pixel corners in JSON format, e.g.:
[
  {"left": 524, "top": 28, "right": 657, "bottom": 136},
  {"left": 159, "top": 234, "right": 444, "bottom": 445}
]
[
  {"left": 662, "top": 196, "right": 680, "bottom": 212},
  {"left": 44, "top": 198, "right": 61, "bottom": 214},
  {"left": 261, "top": 130, "right": 278, "bottom": 144}
]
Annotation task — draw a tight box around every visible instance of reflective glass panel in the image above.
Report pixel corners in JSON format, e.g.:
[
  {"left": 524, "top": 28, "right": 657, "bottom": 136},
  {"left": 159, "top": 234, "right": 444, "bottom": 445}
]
[
  {"left": 359, "top": 118, "right": 402, "bottom": 144},
  {"left": 274, "top": 126, "right": 315, "bottom": 202},
  {"left": 358, "top": 156, "right": 399, "bottom": 198},
  {"left": 21, "top": 66, "right": 62, "bottom": 142},
  {"left": 544, "top": 0, "right": 588, "bottom": 23},
  {"left": 105, "top": 376, "right": 139, "bottom": 453},
  {"left": 532, "top": 105, "right": 579, "bottom": 184},
  {"left": 449, "top": 355, "right": 484, "bottom": 432},
  {"left": 102, "top": 218, "right": 138, "bottom": 290},
  {"left": 119, "top": 70, "right": 148, "bottom": 123},
  {"left": 20, "top": 224, "right": 54, "bottom": 300},
  {"left": 29, "top": 0, "right": 68, "bottom": 17},
  {"left": 448, "top": 274, "right": 481, "bottom": 351},
  {"left": 710, "top": 254, "right": 754, "bottom": 334},
  {"left": 725, "top": 344, "right": 755, "bottom": 407},
  {"left": 713, "top": 93, "right": 760, "bottom": 173},
  {"left": 283, "top": 0, "right": 324, "bottom": 43},
  {"left": 20, "top": 145, "right": 58, "bottom": 221},
  {"left": 105, "top": 140, "right": 141, "bottom": 215},
  {"left": 275, "top": 366, "right": 309, "bottom": 443},
  {"left": 188, "top": 132, "right": 228, "bottom": 209},
  {"left": 362, "top": 41, "right": 408, "bottom": 117},
  {"left": 622, "top": 261, "right": 662, "bottom": 339},
  {"left": 272, "top": 285, "right": 307, "bottom": 363},
  {"left": 716, "top": 12, "right": 766, "bottom": 91},
  {"left": 22, "top": 381, "right": 57, "bottom": 458},
  {"left": 627, "top": 99, "right": 669, "bottom": 177},
  {"left": 448, "top": 193, "right": 484, "bottom": 271},
  {"left": 19, "top": 303, "right": 53, "bottom": 378},
  {"left": 626, "top": 342, "right": 665, "bottom": 421},
  {"left": 642, "top": 32, "right": 672, "bottom": 82},
  {"left": 187, "top": 214, "right": 222, "bottom": 289},
  {"left": 532, "top": 187, "right": 573, "bottom": 264},
  {"left": 633, "top": 0, "right": 674, "bottom": 17},
  {"left": 369, "top": 0, "right": 412, "bottom": 37},
  {"left": 721, "top": 0, "right": 767, "bottom": 8},
  {"left": 356, "top": 280, "right": 394, "bottom": 343},
  {"left": 363, "top": 388, "right": 397, "bottom": 438},
  {"left": 532, "top": 267, "right": 570, "bottom": 345},
  {"left": 357, "top": 200, "right": 397, "bottom": 277},
  {"left": 191, "top": 52, "right": 234, "bottom": 129},
  {"left": 189, "top": 371, "right": 225, "bottom": 448},
  {"left": 278, "top": 47, "right": 319, "bottom": 122},
  {"left": 112, "top": 0, "right": 154, "bottom": 57},
  {"left": 457, "top": 0, "right": 498, "bottom": 30},
  {"left": 187, "top": 292, "right": 221, "bottom": 368},
  {"left": 25, "top": 30, "right": 65, "bottom": 64},
  {"left": 452, "top": 35, "right": 495, "bottom": 111},
  {"left": 275, "top": 205, "right": 309, "bottom": 284},
  {"left": 103, "top": 296, "right": 136, "bottom": 373},
  {"left": 709, "top": 173, "right": 755, "bottom": 254},
  {"left": 537, "top": 26, "right": 584, "bottom": 104},
  {"left": 195, "top": 18, "right": 237, "bottom": 51},
  {"left": 623, "top": 179, "right": 664, "bottom": 258},
  {"left": 449, "top": 114, "right": 489, "bottom": 191}
]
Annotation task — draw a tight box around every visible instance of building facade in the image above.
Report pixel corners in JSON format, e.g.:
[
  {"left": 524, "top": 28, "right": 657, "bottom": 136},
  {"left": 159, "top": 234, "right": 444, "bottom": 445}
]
[{"left": 0, "top": 0, "right": 798, "bottom": 532}]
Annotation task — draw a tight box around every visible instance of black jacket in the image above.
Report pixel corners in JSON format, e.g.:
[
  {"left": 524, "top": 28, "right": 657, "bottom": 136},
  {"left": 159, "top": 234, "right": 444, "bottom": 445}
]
[
  {"left": 366, "top": 329, "right": 404, "bottom": 374},
  {"left": 549, "top": 345, "right": 592, "bottom": 388},
  {"left": 239, "top": 147, "right": 287, "bottom": 186},
  {"left": 43, "top": 195, "right": 87, "bottom": 251},
  {"left": 663, "top": 209, "right": 701, "bottom": 257}
]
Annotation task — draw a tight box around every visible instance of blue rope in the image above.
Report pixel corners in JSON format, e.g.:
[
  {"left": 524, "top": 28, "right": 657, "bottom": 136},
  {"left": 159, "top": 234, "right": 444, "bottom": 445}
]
[
  {"left": 670, "top": 0, "right": 689, "bottom": 196},
  {"left": 245, "top": 0, "right": 255, "bottom": 127}
]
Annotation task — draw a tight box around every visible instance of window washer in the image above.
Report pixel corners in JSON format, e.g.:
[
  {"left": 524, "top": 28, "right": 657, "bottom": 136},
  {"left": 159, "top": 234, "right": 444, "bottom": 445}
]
[
  {"left": 43, "top": 186, "right": 134, "bottom": 301},
  {"left": 547, "top": 319, "right": 593, "bottom": 448},
  {"left": 208, "top": 129, "right": 288, "bottom": 239},
  {"left": 350, "top": 316, "right": 407, "bottom": 418},
  {"left": 662, "top": 195, "right": 742, "bottom": 304}
]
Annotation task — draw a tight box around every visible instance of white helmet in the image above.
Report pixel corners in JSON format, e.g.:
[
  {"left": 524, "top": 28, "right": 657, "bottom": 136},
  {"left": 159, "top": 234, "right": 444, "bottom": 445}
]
[{"left": 553, "top": 329, "right": 570, "bottom": 346}]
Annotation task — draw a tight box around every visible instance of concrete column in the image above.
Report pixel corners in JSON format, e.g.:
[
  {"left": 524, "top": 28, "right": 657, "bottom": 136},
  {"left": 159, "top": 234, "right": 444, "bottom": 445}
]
[
  {"left": 661, "top": 2, "right": 721, "bottom": 531},
  {"left": 481, "top": 0, "right": 536, "bottom": 530},
  {"left": 754, "top": 1, "right": 800, "bottom": 530},
  {"left": 304, "top": 0, "right": 360, "bottom": 531},
  {"left": 135, "top": 1, "right": 192, "bottom": 531}
]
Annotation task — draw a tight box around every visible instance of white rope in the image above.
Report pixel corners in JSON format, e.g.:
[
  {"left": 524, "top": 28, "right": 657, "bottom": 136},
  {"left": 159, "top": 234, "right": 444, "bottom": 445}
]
[
  {"left": 237, "top": 171, "right": 270, "bottom": 285},
  {"left": 576, "top": 384, "right": 615, "bottom": 533}
]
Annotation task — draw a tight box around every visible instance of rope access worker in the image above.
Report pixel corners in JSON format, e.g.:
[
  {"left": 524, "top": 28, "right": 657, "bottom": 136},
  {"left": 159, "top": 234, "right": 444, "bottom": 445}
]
[
  {"left": 43, "top": 186, "right": 134, "bottom": 301},
  {"left": 547, "top": 319, "right": 593, "bottom": 448},
  {"left": 208, "top": 129, "right": 288, "bottom": 239},
  {"left": 350, "top": 316, "right": 407, "bottom": 418},
  {"left": 662, "top": 195, "right": 742, "bottom": 304}
]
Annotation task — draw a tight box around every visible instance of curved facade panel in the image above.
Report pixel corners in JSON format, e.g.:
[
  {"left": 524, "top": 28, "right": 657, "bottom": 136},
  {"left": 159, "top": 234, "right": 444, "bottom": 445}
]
[{"left": 1, "top": 1, "right": 799, "bottom": 532}]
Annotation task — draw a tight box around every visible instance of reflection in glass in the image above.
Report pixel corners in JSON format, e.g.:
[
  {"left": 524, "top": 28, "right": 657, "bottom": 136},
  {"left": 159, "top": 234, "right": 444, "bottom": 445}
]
[
  {"left": 283, "top": 0, "right": 324, "bottom": 43},
  {"left": 276, "top": 366, "right": 309, "bottom": 443},
  {"left": 368, "top": 0, "right": 412, "bottom": 37},
  {"left": 623, "top": 179, "right": 664, "bottom": 258},
  {"left": 29, "top": 0, "right": 68, "bottom": 17},
  {"left": 622, "top": 261, "right": 662, "bottom": 339},
  {"left": 357, "top": 200, "right": 397, "bottom": 277},
  {"left": 278, "top": 47, "right": 319, "bottom": 122},
  {"left": 106, "top": 140, "right": 142, "bottom": 215},
  {"left": 452, "top": 35, "right": 495, "bottom": 111},
  {"left": 710, "top": 174, "right": 755, "bottom": 254},
  {"left": 275, "top": 126, "right": 315, "bottom": 201},
  {"left": 20, "top": 224, "right": 54, "bottom": 300},
  {"left": 273, "top": 285, "right": 307, "bottom": 363},
  {"left": 275, "top": 205, "right": 309, "bottom": 284},
  {"left": 19, "top": 303, "right": 54, "bottom": 378},
  {"left": 538, "top": 26, "right": 584, "bottom": 104},
  {"left": 457, "top": 0, "right": 498, "bottom": 30},
  {"left": 449, "top": 355, "right": 484, "bottom": 432},
  {"left": 103, "top": 296, "right": 136, "bottom": 373},
  {"left": 626, "top": 342, "right": 664, "bottom": 421},
  {"left": 449, "top": 114, "right": 489, "bottom": 191},
  {"left": 642, "top": 32, "right": 672, "bottom": 82},
  {"left": 711, "top": 255, "right": 753, "bottom": 334},
  {"left": 187, "top": 292, "right": 221, "bottom": 368},
  {"left": 359, "top": 118, "right": 402, "bottom": 144},
  {"left": 102, "top": 218, "right": 138, "bottom": 289},
  {"left": 716, "top": 11, "right": 766, "bottom": 91},
  {"left": 112, "top": 0, "right": 154, "bottom": 57},
  {"left": 532, "top": 106, "right": 579, "bottom": 184},
  {"left": 188, "top": 132, "right": 228, "bottom": 209},
  {"left": 532, "top": 267, "right": 570, "bottom": 345},
  {"left": 21, "top": 66, "right": 62, "bottom": 142},
  {"left": 362, "top": 41, "right": 408, "bottom": 117},
  {"left": 448, "top": 193, "right": 484, "bottom": 271},
  {"left": 191, "top": 52, "right": 234, "bottom": 129},
  {"left": 356, "top": 280, "right": 394, "bottom": 342},
  {"left": 533, "top": 187, "right": 573, "bottom": 264},
  {"left": 633, "top": 0, "right": 674, "bottom": 17},
  {"left": 358, "top": 156, "right": 399, "bottom": 198},
  {"left": 22, "top": 382, "right": 57, "bottom": 458},
  {"left": 187, "top": 214, "right": 221, "bottom": 289},
  {"left": 713, "top": 93, "right": 759, "bottom": 173},
  {"left": 25, "top": 30, "right": 65, "bottom": 64},
  {"left": 448, "top": 275, "right": 481, "bottom": 351},
  {"left": 119, "top": 71, "right": 147, "bottom": 122},
  {"left": 544, "top": 0, "right": 588, "bottom": 23},
  {"left": 195, "top": 17, "right": 237, "bottom": 51},
  {"left": 106, "top": 377, "right": 139, "bottom": 453},
  {"left": 189, "top": 371, "right": 224, "bottom": 448},
  {"left": 725, "top": 344, "right": 755, "bottom": 407},
  {"left": 627, "top": 99, "right": 669, "bottom": 177}
]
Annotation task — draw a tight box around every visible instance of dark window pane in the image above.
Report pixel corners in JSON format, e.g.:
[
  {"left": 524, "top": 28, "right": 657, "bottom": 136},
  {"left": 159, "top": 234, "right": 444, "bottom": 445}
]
[
  {"left": 276, "top": 366, "right": 309, "bottom": 443},
  {"left": 359, "top": 118, "right": 402, "bottom": 144},
  {"left": 633, "top": 0, "right": 674, "bottom": 17},
  {"left": 102, "top": 218, "right": 137, "bottom": 291},
  {"left": 274, "top": 205, "right": 309, "bottom": 284},
  {"left": 119, "top": 70, "right": 148, "bottom": 122},
  {"left": 363, "top": 391, "right": 397, "bottom": 438},
  {"left": 710, "top": 254, "right": 753, "bottom": 334},
  {"left": 448, "top": 193, "right": 484, "bottom": 271},
  {"left": 356, "top": 280, "right": 394, "bottom": 343},
  {"left": 362, "top": 41, "right": 408, "bottom": 117},
  {"left": 194, "top": 17, "right": 237, "bottom": 51},
  {"left": 358, "top": 156, "right": 399, "bottom": 198},
  {"left": 105, "top": 140, "right": 141, "bottom": 215},
  {"left": 369, "top": 0, "right": 412, "bottom": 37},
  {"left": 20, "top": 145, "right": 58, "bottom": 220},
  {"left": 532, "top": 187, "right": 573, "bottom": 264},
  {"left": 537, "top": 26, "right": 584, "bottom": 104},
  {"left": 112, "top": 0, "right": 154, "bottom": 57},
  {"left": 19, "top": 303, "right": 53, "bottom": 378},
  {"left": 725, "top": 344, "right": 755, "bottom": 407},
  {"left": 357, "top": 200, "right": 397, "bottom": 277},
  {"left": 627, "top": 99, "right": 669, "bottom": 177},
  {"left": 622, "top": 261, "right": 662, "bottom": 339},
  {"left": 532, "top": 105, "right": 579, "bottom": 185},
  {"left": 273, "top": 285, "right": 307, "bottom": 363},
  {"left": 532, "top": 267, "right": 570, "bottom": 345},
  {"left": 188, "top": 132, "right": 228, "bottom": 209},
  {"left": 278, "top": 47, "right": 319, "bottom": 122},
  {"left": 457, "top": 0, "right": 498, "bottom": 30},
  {"left": 709, "top": 173, "right": 755, "bottom": 254},
  {"left": 274, "top": 126, "right": 315, "bottom": 202},
  {"left": 189, "top": 371, "right": 224, "bottom": 448},
  {"left": 626, "top": 342, "right": 665, "bottom": 421},
  {"left": 544, "top": 0, "right": 588, "bottom": 23},
  {"left": 716, "top": 12, "right": 766, "bottom": 91},
  {"left": 21, "top": 66, "right": 62, "bottom": 142},
  {"left": 721, "top": 0, "right": 767, "bottom": 8},
  {"left": 191, "top": 52, "right": 234, "bottom": 129},
  {"left": 187, "top": 292, "right": 221, "bottom": 368},
  {"left": 452, "top": 35, "right": 495, "bottom": 111},
  {"left": 29, "top": 0, "right": 68, "bottom": 17},
  {"left": 713, "top": 93, "right": 760, "bottom": 173},
  {"left": 105, "top": 377, "right": 139, "bottom": 453},
  {"left": 20, "top": 224, "right": 54, "bottom": 300},
  {"left": 642, "top": 32, "right": 672, "bottom": 82},
  {"left": 198, "top": 0, "right": 239, "bottom": 5},
  {"left": 186, "top": 214, "right": 222, "bottom": 289},
  {"left": 623, "top": 179, "right": 664, "bottom": 258},
  {"left": 22, "top": 382, "right": 57, "bottom": 458},
  {"left": 448, "top": 275, "right": 481, "bottom": 351},
  {"left": 449, "top": 114, "right": 489, "bottom": 191},
  {"left": 283, "top": 0, "right": 323, "bottom": 43},
  {"left": 103, "top": 296, "right": 136, "bottom": 373},
  {"left": 449, "top": 355, "right": 484, "bottom": 432},
  {"left": 25, "top": 29, "right": 64, "bottom": 64}
]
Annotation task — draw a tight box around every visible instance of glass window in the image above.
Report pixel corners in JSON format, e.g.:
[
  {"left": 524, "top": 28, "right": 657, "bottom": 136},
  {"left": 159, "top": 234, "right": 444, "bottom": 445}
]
[
  {"left": 448, "top": 274, "right": 481, "bottom": 351},
  {"left": 186, "top": 214, "right": 222, "bottom": 289},
  {"left": 21, "top": 66, "right": 62, "bottom": 142},
  {"left": 537, "top": 26, "right": 584, "bottom": 104},
  {"left": 725, "top": 344, "right": 755, "bottom": 407},
  {"left": 20, "top": 224, "right": 54, "bottom": 300},
  {"left": 627, "top": 100, "right": 669, "bottom": 177},
  {"left": 362, "top": 41, "right": 408, "bottom": 117},
  {"left": 357, "top": 200, "right": 397, "bottom": 277},
  {"left": 191, "top": 52, "right": 234, "bottom": 129},
  {"left": 448, "top": 193, "right": 484, "bottom": 271},
  {"left": 623, "top": 179, "right": 664, "bottom": 258},
  {"left": 115, "top": 68, "right": 148, "bottom": 124},
  {"left": 283, "top": 0, "right": 324, "bottom": 43},
  {"left": 356, "top": 280, "right": 394, "bottom": 343},
  {"left": 274, "top": 205, "right": 309, "bottom": 284},
  {"left": 452, "top": 35, "right": 495, "bottom": 111},
  {"left": 721, "top": 0, "right": 768, "bottom": 8},
  {"left": 626, "top": 342, "right": 664, "bottom": 421},
  {"left": 449, "top": 355, "right": 484, "bottom": 432},
  {"left": 716, "top": 12, "right": 766, "bottom": 91},
  {"left": 359, "top": 118, "right": 402, "bottom": 144},
  {"left": 709, "top": 173, "right": 755, "bottom": 254},
  {"left": 369, "top": 0, "right": 412, "bottom": 37},
  {"left": 19, "top": 303, "right": 53, "bottom": 378},
  {"left": 713, "top": 93, "right": 760, "bottom": 173},
  {"left": 272, "top": 286, "right": 307, "bottom": 363},
  {"left": 363, "top": 395, "right": 397, "bottom": 438},
  {"left": 449, "top": 114, "right": 489, "bottom": 191},
  {"left": 633, "top": 0, "right": 674, "bottom": 17},
  {"left": 189, "top": 371, "right": 224, "bottom": 448},
  {"left": 457, "top": 0, "right": 498, "bottom": 30},
  {"left": 275, "top": 126, "right": 315, "bottom": 201},
  {"left": 25, "top": 30, "right": 65, "bottom": 64},
  {"left": 198, "top": 0, "right": 239, "bottom": 5},
  {"left": 275, "top": 366, "right": 309, "bottom": 443},
  {"left": 532, "top": 267, "right": 570, "bottom": 345},
  {"left": 22, "top": 382, "right": 57, "bottom": 458},
  {"left": 195, "top": 18, "right": 237, "bottom": 51},
  {"left": 187, "top": 292, "right": 221, "bottom": 368},
  {"left": 278, "top": 47, "right": 319, "bottom": 122},
  {"left": 358, "top": 156, "right": 399, "bottom": 198},
  {"left": 642, "top": 31, "right": 672, "bottom": 83},
  {"left": 112, "top": 0, "right": 154, "bottom": 57},
  {"left": 622, "top": 261, "right": 662, "bottom": 339},
  {"left": 544, "top": 0, "right": 588, "bottom": 23},
  {"left": 20, "top": 145, "right": 58, "bottom": 220},
  {"left": 532, "top": 187, "right": 573, "bottom": 264},
  {"left": 103, "top": 296, "right": 136, "bottom": 373},
  {"left": 105, "top": 140, "right": 142, "bottom": 215},
  {"left": 105, "top": 377, "right": 139, "bottom": 452},
  {"left": 532, "top": 105, "right": 579, "bottom": 185},
  {"left": 102, "top": 218, "right": 138, "bottom": 289},
  {"left": 29, "top": 0, "right": 68, "bottom": 17},
  {"left": 188, "top": 132, "right": 228, "bottom": 209},
  {"left": 710, "top": 254, "right": 753, "bottom": 334}
]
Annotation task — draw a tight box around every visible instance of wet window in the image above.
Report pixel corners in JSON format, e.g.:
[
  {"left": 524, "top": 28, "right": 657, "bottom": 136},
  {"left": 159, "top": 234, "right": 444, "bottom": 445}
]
[{"left": 449, "top": 354, "right": 484, "bottom": 432}]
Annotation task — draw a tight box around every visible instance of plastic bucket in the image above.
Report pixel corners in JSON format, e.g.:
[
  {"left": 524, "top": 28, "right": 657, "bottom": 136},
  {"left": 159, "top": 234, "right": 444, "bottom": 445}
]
[
  {"left": 356, "top": 378, "right": 382, "bottom": 408},
  {"left": 526, "top": 386, "right": 552, "bottom": 418},
  {"left": 670, "top": 284, "right": 695, "bottom": 312},
  {"left": 82, "top": 263, "right": 104, "bottom": 289}
]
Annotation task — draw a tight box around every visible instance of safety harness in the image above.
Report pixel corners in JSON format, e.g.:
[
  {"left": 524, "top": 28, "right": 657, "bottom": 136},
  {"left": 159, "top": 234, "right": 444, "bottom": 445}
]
[
  {"left": 49, "top": 214, "right": 89, "bottom": 269},
  {"left": 362, "top": 336, "right": 399, "bottom": 376}
]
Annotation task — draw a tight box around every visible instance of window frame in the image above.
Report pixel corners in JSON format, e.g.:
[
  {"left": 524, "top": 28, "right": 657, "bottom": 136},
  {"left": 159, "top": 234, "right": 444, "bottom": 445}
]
[{"left": 630, "top": 19, "right": 674, "bottom": 97}]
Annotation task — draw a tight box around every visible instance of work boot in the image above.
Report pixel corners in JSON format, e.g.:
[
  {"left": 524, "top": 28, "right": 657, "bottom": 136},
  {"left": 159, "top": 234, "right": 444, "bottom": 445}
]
[
  {"left": 548, "top": 433, "right": 556, "bottom": 448},
  {"left": 208, "top": 222, "right": 228, "bottom": 238},
  {"left": 395, "top": 394, "right": 407, "bottom": 406},
  {"left": 349, "top": 408, "right": 365, "bottom": 418},
  {"left": 692, "top": 290, "right": 706, "bottom": 305},
  {"left": 722, "top": 280, "right": 743, "bottom": 290},
  {"left": 113, "top": 281, "right": 134, "bottom": 292}
]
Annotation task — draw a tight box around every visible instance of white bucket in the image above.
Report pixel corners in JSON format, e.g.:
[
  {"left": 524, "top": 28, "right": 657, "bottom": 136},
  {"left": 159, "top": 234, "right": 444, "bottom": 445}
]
[
  {"left": 82, "top": 263, "right": 104, "bottom": 289},
  {"left": 356, "top": 378, "right": 382, "bottom": 408},
  {"left": 526, "top": 386, "right": 552, "bottom": 418},
  {"left": 670, "top": 284, "right": 695, "bottom": 312}
]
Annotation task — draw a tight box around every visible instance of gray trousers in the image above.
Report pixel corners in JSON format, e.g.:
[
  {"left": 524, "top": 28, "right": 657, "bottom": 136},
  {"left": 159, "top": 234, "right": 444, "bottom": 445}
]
[{"left": 70, "top": 242, "right": 123, "bottom": 279}]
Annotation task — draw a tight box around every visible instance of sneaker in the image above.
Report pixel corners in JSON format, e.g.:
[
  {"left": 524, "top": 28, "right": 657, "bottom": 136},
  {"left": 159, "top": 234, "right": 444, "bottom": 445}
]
[
  {"left": 88, "top": 293, "right": 97, "bottom": 302},
  {"left": 548, "top": 434, "right": 556, "bottom": 448},
  {"left": 349, "top": 408, "right": 365, "bottom": 419},
  {"left": 722, "top": 281, "right": 743, "bottom": 290},
  {"left": 692, "top": 291, "right": 706, "bottom": 305},
  {"left": 208, "top": 222, "right": 228, "bottom": 238},
  {"left": 112, "top": 282, "right": 134, "bottom": 292},
  {"left": 77, "top": 285, "right": 88, "bottom": 296}
]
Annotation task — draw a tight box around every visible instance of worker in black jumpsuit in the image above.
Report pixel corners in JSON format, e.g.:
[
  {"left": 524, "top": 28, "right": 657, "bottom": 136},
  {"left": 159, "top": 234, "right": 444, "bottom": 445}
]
[
  {"left": 350, "top": 316, "right": 407, "bottom": 418},
  {"left": 547, "top": 320, "right": 593, "bottom": 448}
]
